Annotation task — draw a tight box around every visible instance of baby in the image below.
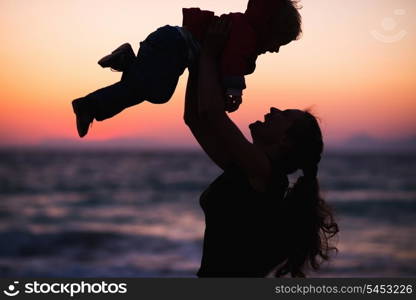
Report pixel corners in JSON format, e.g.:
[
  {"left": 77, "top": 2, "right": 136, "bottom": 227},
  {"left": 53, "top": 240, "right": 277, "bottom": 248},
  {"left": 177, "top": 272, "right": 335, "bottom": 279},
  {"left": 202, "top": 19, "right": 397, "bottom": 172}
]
[{"left": 72, "top": 0, "right": 302, "bottom": 137}]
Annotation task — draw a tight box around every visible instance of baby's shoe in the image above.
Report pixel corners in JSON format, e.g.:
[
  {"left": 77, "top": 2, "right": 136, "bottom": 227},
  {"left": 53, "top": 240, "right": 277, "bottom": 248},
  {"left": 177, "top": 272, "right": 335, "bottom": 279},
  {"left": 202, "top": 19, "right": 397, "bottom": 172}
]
[
  {"left": 72, "top": 98, "right": 94, "bottom": 138},
  {"left": 98, "top": 43, "right": 135, "bottom": 72}
]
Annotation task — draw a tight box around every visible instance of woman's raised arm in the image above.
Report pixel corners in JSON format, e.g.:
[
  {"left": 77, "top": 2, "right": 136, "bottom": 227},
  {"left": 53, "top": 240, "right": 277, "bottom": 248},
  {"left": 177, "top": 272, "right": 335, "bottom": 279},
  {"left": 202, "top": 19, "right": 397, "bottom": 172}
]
[
  {"left": 191, "top": 19, "right": 272, "bottom": 190},
  {"left": 184, "top": 65, "right": 232, "bottom": 170}
]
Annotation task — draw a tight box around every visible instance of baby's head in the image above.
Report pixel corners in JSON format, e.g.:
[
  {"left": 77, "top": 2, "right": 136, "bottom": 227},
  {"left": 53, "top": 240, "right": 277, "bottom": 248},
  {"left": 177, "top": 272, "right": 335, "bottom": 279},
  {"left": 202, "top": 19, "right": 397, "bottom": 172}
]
[{"left": 246, "top": 0, "right": 302, "bottom": 54}]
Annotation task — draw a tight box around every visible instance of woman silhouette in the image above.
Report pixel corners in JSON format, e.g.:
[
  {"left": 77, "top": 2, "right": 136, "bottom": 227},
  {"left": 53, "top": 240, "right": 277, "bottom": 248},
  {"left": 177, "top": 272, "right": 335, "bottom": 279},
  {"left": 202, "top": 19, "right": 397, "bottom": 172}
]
[{"left": 184, "top": 19, "right": 339, "bottom": 277}]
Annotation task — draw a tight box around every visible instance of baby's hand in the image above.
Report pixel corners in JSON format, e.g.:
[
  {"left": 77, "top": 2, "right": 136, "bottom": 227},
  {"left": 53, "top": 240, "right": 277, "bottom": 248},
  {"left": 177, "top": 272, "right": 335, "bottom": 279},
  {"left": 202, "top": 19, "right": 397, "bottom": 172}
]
[{"left": 225, "top": 94, "right": 242, "bottom": 113}]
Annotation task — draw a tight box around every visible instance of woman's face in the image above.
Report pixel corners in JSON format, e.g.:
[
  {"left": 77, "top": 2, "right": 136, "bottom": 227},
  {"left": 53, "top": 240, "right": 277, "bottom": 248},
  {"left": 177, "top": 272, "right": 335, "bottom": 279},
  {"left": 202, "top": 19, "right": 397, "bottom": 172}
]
[
  {"left": 249, "top": 107, "right": 305, "bottom": 147},
  {"left": 257, "top": 38, "right": 289, "bottom": 55}
]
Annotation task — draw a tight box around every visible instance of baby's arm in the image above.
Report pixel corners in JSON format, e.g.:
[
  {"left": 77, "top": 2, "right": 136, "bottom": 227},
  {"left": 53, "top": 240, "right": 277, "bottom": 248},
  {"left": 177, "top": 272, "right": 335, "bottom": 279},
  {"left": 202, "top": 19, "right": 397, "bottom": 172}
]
[
  {"left": 223, "top": 75, "right": 246, "bottom": 96},
  {"left": 219, "top": 14, "right": 257, "bottom": 112}
]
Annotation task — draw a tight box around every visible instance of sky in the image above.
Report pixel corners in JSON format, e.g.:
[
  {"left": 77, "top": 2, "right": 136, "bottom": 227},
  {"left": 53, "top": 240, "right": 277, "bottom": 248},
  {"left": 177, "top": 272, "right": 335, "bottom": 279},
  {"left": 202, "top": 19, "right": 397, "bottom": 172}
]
[{"left": 0, "top": 0, "right": 415, "bottom": 147}]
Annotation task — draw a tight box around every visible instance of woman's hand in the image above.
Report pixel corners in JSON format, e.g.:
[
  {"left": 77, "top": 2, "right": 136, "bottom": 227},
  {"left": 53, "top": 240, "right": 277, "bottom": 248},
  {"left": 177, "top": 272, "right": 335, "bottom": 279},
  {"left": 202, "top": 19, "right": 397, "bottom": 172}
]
[
  {"left": 201, "top": 17, "right": 231, "bottom": 58},
  {"left": 225, "top": 95, "right": 242, "bottom": 113}
]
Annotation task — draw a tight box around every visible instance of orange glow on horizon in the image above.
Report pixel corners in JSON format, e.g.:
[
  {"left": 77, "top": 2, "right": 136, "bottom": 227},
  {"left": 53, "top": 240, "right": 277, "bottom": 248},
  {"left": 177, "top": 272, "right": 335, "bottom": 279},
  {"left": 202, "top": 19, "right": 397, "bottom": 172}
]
[{"left": 1, "top": 0, "right": 415, "bottom": 146}]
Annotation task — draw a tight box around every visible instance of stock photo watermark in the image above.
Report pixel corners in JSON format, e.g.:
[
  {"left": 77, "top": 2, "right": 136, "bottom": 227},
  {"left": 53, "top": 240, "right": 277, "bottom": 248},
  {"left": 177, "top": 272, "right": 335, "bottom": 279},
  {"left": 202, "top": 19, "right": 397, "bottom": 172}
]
[
  {"left": 2, "top": 280, "right": 127, "bottom": 297},
  {"left": 3, "top": 281, "right": 20, "bottom": 297},
  {"left": 370, "top": 8, "right": 407, "bottom": 43}
]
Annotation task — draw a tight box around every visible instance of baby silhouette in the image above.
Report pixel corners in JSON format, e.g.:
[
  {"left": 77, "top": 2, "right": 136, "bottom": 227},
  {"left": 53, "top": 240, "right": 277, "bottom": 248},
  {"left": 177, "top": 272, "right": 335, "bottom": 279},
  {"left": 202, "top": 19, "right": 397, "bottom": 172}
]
[{"left": 72, "top": 0, "right": 302, "bottom": 137}]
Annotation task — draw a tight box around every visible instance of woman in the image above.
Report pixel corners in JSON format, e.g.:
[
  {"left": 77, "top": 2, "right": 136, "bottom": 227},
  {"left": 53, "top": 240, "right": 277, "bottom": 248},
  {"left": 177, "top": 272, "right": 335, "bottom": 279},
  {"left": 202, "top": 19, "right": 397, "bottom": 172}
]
[{"left": 184, "top": 19, "right": 339, "bottom": 277}]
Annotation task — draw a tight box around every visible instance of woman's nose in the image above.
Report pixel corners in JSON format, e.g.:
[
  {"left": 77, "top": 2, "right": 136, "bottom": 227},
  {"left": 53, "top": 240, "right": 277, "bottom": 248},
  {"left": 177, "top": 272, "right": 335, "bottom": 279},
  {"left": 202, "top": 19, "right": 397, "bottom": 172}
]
[{"left": 270, "top": 107, "right": 281, "bottom": 114}]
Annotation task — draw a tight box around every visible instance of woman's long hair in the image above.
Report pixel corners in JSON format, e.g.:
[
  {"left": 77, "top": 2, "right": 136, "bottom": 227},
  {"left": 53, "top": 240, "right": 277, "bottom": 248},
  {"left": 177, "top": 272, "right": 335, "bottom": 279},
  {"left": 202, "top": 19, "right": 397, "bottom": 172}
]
[{"left": 273, "top": 111, "right": 339, "bottom": 277}]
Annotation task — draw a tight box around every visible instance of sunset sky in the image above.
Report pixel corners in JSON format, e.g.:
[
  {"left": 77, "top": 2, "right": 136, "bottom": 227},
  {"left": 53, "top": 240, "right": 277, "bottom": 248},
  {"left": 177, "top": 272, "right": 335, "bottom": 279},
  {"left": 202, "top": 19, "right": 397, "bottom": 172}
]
[{"left": 0, "top": 0, "right": 415, "bottom": 147}]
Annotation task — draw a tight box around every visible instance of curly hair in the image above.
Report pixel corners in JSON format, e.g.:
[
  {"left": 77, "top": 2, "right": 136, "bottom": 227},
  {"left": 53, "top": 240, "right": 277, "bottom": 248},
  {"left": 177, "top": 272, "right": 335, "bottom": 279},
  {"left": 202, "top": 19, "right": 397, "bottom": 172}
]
[
  {"left": 275, "top": 177, "right": 339, "bottom": 277},
  {"left": 273, "top": 111, "right": 339, "bottom": 277}
]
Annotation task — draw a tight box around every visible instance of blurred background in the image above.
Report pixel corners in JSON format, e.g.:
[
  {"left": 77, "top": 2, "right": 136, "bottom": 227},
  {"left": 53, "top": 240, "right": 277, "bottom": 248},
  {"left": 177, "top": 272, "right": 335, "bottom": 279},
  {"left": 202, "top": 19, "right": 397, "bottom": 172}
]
[{"left": 0, "top": 0, "right": 415, "bottom": 277}]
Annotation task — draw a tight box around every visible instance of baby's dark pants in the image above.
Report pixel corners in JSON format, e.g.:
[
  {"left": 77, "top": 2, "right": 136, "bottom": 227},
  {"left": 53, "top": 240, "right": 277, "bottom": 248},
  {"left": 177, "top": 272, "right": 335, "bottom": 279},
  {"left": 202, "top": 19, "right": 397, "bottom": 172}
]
[{"left": 85, "top": 25, "right": 188, "bottom": 121}]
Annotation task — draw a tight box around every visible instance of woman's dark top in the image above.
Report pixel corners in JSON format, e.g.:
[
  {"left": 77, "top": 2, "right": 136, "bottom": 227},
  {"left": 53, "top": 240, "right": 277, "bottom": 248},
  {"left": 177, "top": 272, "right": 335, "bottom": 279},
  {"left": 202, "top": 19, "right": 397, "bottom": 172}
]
[{"left": 197, "top": 165, "right": 289, "bottom": 277}]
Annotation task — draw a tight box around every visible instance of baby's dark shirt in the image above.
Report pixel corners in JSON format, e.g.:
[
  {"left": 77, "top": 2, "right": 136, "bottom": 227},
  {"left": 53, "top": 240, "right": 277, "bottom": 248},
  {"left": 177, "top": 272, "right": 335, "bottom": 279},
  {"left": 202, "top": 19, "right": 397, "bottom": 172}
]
[{"left": 182, "top": 0, "right": 281, "bottom": 96}]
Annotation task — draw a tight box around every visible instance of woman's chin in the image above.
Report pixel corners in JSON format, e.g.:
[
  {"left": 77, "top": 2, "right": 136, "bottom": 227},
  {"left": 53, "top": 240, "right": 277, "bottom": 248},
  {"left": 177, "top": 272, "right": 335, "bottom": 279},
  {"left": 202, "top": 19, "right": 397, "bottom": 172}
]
[
  {"left": 249, "top": 121, "right": 262, "bottom": 137},
  {"left": 249, "top": 120, "right": 262, "bottom": 128}
]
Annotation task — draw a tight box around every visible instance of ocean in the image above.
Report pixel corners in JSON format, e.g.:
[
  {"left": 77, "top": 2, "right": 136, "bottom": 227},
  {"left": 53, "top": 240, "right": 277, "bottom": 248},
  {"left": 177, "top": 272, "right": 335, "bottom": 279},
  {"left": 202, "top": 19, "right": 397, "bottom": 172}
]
[{"left": 0, "top": 148, "right": 415, "bottom": 277}]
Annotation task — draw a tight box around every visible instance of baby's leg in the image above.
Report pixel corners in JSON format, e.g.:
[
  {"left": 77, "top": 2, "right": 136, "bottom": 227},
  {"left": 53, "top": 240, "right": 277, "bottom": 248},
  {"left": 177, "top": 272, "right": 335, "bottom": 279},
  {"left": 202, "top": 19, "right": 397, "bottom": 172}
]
[
  {"left": 122, "top": 25, "right": 189, "bottom": 104},
  {"left": 82, "top": 81, "right": 137, "bottom": 121},
  {"left": 83, "top": 25, "right": 189, "bottom": 121}
]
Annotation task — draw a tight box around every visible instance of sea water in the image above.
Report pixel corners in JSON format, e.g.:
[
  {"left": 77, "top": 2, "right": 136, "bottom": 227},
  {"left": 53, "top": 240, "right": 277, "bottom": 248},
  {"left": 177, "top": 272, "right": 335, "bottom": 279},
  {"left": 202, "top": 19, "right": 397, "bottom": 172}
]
[{"left": 0, "top": 149, "right": 415, "bottom": 277}]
